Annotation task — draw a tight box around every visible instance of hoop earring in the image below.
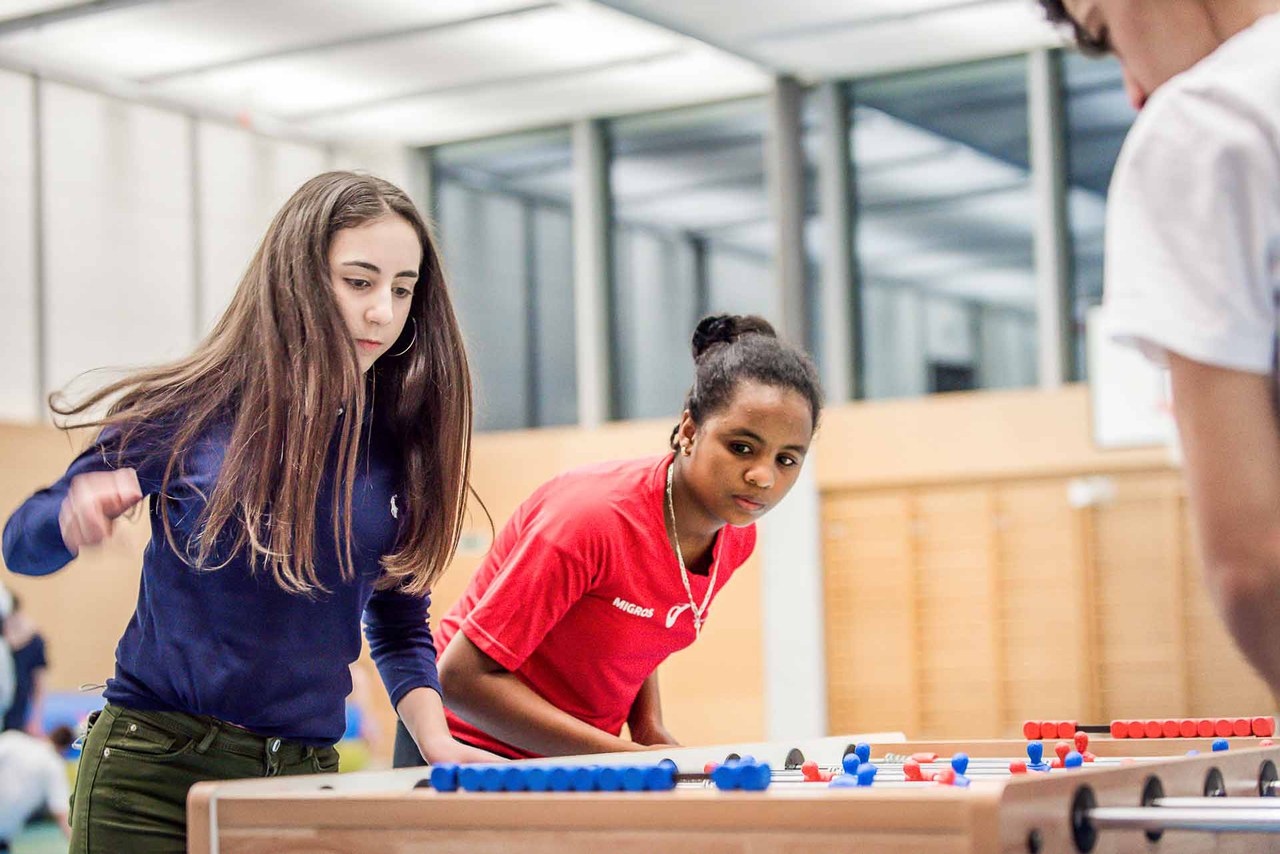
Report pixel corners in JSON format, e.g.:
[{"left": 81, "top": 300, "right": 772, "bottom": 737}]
[{"left": 389, "top": 317, "right": 417, "bottom": 357}]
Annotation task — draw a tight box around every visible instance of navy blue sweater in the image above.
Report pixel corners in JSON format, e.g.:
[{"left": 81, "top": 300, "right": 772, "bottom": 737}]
[{"left": 2, "top": 414, "right": 439, "bottom": 745}]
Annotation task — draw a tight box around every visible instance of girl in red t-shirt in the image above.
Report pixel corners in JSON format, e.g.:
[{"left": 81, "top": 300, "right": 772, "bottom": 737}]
[{"left": 393, "top": 314, "right": 823, "bottom": 763}]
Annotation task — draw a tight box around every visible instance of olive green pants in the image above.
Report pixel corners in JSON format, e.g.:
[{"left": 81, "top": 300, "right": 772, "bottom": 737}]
[{"left": 69, "top": 703, "right": 339, "bottom": 854}]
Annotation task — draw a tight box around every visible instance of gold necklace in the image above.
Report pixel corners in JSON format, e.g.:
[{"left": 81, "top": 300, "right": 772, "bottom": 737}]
[{"left": 666, "top": 459, "right": 719, "bottom": 637}]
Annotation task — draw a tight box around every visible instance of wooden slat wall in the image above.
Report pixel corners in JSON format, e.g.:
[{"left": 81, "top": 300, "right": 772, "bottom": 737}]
[
  {"left": 824, "top": 470, "right": 1278, "bottom": 738},
  {"left": 822, "top": 494, "right": 918, "bottom": 734},
  {"left": 998, "top": 480, "right": 1092, "bottom": 727},
  {"left": 915, "top": 487, "right": 1001, "bottom": 736},
  {"left": 1091, "top": 473, "right": 1187, "bottom": 718}
]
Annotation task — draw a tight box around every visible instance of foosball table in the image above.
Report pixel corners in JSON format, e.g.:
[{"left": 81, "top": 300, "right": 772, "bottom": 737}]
[{"left": 187, "top": 728, "right": 1280, "bottom": 853}]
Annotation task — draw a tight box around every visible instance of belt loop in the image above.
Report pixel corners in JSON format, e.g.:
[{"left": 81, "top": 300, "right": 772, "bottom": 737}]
[
  {"left": 195, "top": 721, "right": 220, "bottom": 755},
  {"left": 265, "top": 737, "right": 282, "bottom": 776}
]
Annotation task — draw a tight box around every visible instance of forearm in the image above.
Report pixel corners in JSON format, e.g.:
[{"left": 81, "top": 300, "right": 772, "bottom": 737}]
[
  {"left": 3, "top": 491, "right": 75, "bottom": 576},
  {"left": 1203, "top": 555, "right": 1280, "bottom": 697},
  {"left": 364, "top": 589, "right": 442, "bottom": 711},
  {"left": 26, "top": 677, "right": 45, "bottom": 734},
  {"left": 396, "top": 686, "right": 456, "bottom": 761},
  {"left": 447, "top": 668, "right": 640, "bottom": 756},
  {"left": 627, "top": 672, "right": 677, "bottom": 745},
  {"left": 396, "top": 687, "right": 502, "bottom": 765}
]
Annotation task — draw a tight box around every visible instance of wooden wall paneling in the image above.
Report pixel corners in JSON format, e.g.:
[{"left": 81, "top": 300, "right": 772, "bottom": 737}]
[
  {"left": 821, "top": 491, "right": 919, "bottom": 736},
  {"left": 1077, "top": 491, "right": 1104, "bottom": 724},
  {"left": 1089, "top": 472, "right": 1187, "bottom": 719},
  {"left": 995, "top": 478, "right": 1092, "bottom": 735},
  {"left": 1170, "top": 482, "right": 1191, "bottom": 716},
  {"left": 984, "top": 486, "right": 1008, "bottom": 739},
  {"left": 912, "top": 486, "right": 1001, "bottom": 738}
]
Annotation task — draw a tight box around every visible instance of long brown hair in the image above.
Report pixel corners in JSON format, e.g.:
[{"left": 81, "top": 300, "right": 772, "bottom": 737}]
[{"left": 52, "top": 171, "right": 473, "bottom": 597}]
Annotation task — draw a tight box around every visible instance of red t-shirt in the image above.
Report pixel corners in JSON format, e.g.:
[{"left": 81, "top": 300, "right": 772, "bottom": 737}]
[{"left": 435, "top": 453, "right": 757, "bottom": 759}]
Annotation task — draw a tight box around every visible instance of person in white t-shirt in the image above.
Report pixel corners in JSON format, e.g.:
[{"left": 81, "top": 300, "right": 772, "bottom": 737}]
[
  {"left": 1038, "top": 0, "right": 1280, "bottom": 699},
  {"left": 0, "top": 726, "right": 73, "bottom": 848}
]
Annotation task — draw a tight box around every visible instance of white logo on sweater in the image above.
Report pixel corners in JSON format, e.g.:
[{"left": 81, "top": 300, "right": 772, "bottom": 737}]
[
  {"left": 611, "top": 597, "right": 654, "bottom": 619},
  {"left": 390, "top": 495, "right": 399, "bottom": 519}
]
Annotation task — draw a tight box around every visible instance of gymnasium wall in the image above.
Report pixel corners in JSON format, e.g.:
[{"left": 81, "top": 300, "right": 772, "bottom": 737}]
[{"left": 5, "top": 384, "right": 1275, "bottom": 764}]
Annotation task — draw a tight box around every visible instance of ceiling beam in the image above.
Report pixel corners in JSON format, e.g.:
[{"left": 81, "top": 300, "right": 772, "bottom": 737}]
[
  {"left": 286, "top": 48, "right": 685, "bottom": 123},
  {"left": 581, "top": 0, "right": 781, "bottom": 73},
  {"left": 745, "top": 0, "right": 1011, "bottom": 45},
  {"left": 0, "top": 0, "right": 168, "bottom": 38},
  {"left": 134, "top": 2, "right": 559, "bottom": 84}
]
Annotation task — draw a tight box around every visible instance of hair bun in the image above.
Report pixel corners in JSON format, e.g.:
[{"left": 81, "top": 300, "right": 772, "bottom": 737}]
[{"left": 691, "top": 314, "right": 776, "bottom": 360}]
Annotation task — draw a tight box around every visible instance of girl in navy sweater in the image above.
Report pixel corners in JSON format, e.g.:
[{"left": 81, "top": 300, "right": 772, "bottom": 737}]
[{"left": 3, "top": 171, "right": 495, "bottom": 853}]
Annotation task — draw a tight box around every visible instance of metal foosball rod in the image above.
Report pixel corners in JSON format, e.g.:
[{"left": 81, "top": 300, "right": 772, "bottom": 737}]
[
  {"left": 1088, "top": 805, "right": 1280, "bottom": 833},
  {"left": 1154, "top": 797, "right": 1280, "bottom": 809}
]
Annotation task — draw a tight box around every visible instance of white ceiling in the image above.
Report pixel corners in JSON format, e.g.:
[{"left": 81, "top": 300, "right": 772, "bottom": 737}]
[
  {"left": 0, "top": 0, "right": 1064, "bottom": 146},
  {"left": 595, "top": 0, "right": 1062, "bottom": 78}
]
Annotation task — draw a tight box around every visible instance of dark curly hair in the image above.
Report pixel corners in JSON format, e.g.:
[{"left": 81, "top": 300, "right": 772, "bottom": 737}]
[
  {"left": 1037, "top": 0, "right": 1112, "bottom": 55},
  {"left": 669, "top": 314, "right": 823, "bottom": 449}
]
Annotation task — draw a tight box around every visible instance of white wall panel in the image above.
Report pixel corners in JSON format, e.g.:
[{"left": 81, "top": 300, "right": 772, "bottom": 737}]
[
  {"left": 330, "top": 144, "right": 416, "bottom": 199},
  {"left": 437, "top": 181, "right": 529, "bottom": 430},
  {"left": 707, "top": 250, "right": 774, "bottom": 322},
  {"left": 0, "top": 70, "right": 38, "bottom": 422},
  {"left": 611, "top": 228, "right": 696, "bottom": 420},
  {"left": 981, "top": 310, "right": 1038, "bottom": 390},
  {"left": 923, "top": 298, "right": 973, "bottom": 364},
  {"left": 195, "top": 123, "right": 328, "bottom": 332},
  {"left": 41, "top": 83, "right": 194, "bottom": 400},
  {"left": 863, "top": 284, "right": 925, "bottom": 399}
]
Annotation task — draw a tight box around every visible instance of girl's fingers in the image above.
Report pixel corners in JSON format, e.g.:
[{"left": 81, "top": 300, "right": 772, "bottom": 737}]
[
  {"left": 76, "top": 501, "right": 110, "bottom": 544},
  {"left": 101, "top": 468, "right": 143, "bottom": 519},
  {"left": 112, "top": 468, "right": 143, "bottom": 512},
  {"left": 62, "top": 468, "right": 145, "bottom": 553},
  {"left": 58, "top": 500, "right": 84, "bottom": 555}
]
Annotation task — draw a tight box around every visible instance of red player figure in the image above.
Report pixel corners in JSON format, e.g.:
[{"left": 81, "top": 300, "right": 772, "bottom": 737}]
[{"left": 1073, "top": 731, "right": 1097, "bottom": 762}]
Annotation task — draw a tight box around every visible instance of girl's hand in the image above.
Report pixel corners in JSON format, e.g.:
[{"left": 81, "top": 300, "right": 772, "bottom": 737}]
[
  {"left": 58, "top": 469, "right": 143, "bottom": 556},
  {"left": 424, "top": 736, "right": 504, "bottom": 765},
  {"left": 629, "top": 720, "right": 680, "bottom": 748}
]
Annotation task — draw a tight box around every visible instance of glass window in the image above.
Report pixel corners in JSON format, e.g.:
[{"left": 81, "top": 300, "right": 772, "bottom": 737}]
[
  {"left": 608, "top": 99, "right": 774, "bottom": 420},
  {"left": 850, "top": 56, "right": 1037, "bottom": 399},
  {"left": 432, "top": 129, "right": 576, "bottom": 430},
  {"left": 1062, "top": 51, "right": 1135, "bottom": 379}
]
